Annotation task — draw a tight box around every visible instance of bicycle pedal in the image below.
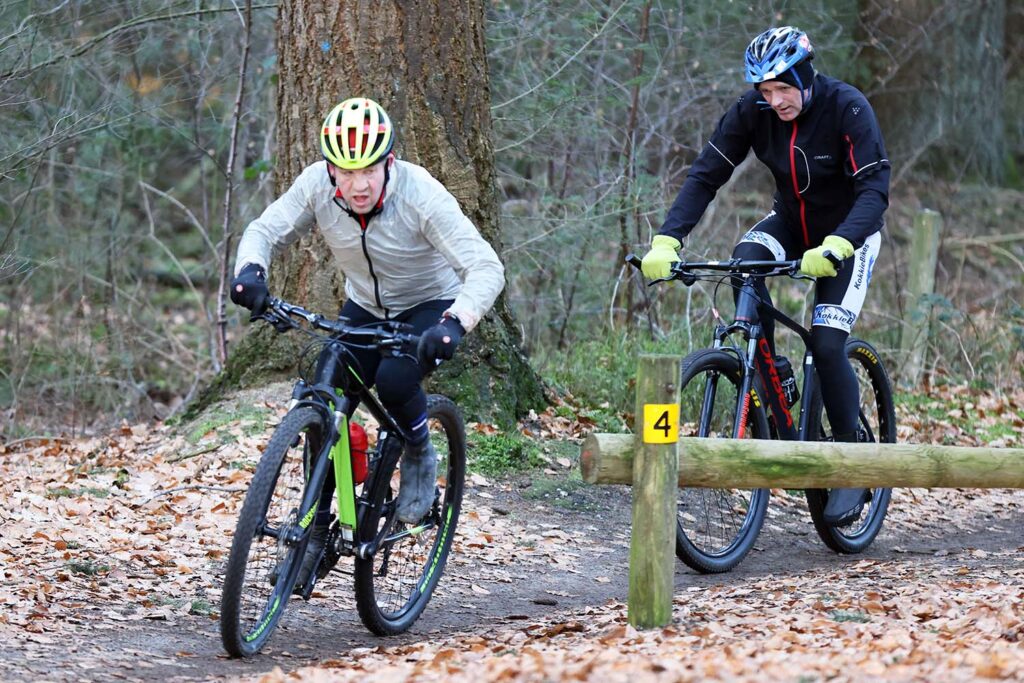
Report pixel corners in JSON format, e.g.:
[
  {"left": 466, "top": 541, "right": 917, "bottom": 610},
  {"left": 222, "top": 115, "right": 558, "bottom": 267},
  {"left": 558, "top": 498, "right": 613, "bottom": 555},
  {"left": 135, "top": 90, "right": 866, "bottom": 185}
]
[{"left": 295, "top": 574, "right": 319, "bottom": 600}]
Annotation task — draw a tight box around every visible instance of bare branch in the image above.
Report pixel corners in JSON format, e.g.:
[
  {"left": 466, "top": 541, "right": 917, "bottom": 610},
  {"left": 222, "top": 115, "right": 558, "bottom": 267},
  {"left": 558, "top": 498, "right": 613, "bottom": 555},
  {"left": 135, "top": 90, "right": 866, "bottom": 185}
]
[
  {"left": 217, "top": 0, "right": 254, "bottom": 366},
  {"left": 0, "top": 3, "right": 277, "bottom": 81},
  {"left": 491, "top": 0, "right": 630, "bottom": 111}
]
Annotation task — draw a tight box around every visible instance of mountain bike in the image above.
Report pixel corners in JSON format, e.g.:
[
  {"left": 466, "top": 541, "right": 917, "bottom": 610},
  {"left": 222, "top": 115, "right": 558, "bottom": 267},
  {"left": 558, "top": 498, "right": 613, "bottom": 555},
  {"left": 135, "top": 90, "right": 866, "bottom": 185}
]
[
  {"left": 628, "top": 255, "right": 896, "bottom": 572},
  {"left": 219, "top": 297, "right": 466, "bottom": 657}
]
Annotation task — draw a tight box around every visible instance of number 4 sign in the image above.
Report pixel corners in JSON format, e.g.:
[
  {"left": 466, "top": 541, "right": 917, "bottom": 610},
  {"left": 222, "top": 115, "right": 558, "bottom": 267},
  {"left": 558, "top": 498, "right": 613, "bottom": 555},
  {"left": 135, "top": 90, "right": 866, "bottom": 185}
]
[{"left": 642, "top": 404, "right": 679, "bottom": 443}]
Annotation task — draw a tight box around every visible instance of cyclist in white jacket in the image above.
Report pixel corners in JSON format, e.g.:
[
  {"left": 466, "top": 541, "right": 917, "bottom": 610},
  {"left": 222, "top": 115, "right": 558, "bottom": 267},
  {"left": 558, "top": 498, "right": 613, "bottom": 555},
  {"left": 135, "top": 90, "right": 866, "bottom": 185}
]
[{"left": 230, "top": 97, "right": 504, "bottom": 587}]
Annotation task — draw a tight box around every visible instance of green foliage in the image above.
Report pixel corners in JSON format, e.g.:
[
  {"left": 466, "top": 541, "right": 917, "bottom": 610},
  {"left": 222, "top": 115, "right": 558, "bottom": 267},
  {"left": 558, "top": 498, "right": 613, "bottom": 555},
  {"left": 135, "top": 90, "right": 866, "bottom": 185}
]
[
  {"left": 46, "top": 486, "right": 111, "bottom": 499},
  {"left": 66, "top": 559, "right": 110, "bottom": 576},
  {"left": 535, "top": 328, "right": 698, "bottom": 427},
  {"left": 522, "top": 470, "right": 599, "bottom": 512},
  {"left": 831, "top": 610, "right": 871, "bottom": 623},
  {"left": 185, "top": 404, "right": 269, "bottom": 444},
  {"left": 189, "top": 599, "right": 215, "bottom": 616},
  {"left": 467, "top": 431, "right": 544, "bottom": 475}
]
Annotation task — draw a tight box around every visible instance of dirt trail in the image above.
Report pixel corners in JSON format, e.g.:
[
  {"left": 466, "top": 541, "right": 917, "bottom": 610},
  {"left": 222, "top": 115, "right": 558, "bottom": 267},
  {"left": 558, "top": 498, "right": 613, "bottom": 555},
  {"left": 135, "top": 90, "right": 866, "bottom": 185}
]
[{"left": 4, "top": 471, "right": 1022, "bottom": 683}]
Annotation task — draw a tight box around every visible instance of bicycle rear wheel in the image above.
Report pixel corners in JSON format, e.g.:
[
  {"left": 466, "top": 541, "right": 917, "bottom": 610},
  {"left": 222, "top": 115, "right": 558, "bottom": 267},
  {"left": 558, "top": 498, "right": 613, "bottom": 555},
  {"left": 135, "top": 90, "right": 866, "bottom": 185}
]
[
  {"left": 805, "top": 339, "right": 896, "bottom": 553},
  {"left": 220, "top": 406, "right": 328, "bottom": 657},
  {"left": 354, "top": 395, "right": 466, "bottom": 635},
  {"left": 676, "top": 349, "right": 771, "bottom": 573}
]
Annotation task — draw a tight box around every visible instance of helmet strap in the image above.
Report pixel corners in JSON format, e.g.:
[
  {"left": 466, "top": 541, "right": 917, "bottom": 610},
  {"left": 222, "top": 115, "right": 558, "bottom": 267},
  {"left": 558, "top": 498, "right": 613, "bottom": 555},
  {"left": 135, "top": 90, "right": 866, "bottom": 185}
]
[{"left": 330, "top": 157, "right": 392, "bottom": 224}]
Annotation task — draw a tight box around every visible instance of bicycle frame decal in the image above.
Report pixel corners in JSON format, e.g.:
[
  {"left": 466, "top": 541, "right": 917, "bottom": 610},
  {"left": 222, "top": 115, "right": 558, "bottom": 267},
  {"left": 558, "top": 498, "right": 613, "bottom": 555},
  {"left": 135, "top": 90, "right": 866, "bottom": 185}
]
[
  {"left": 737, "top": 391, "right": 752, "bottom": 439},
  {"left": 757, "top": 338, "right": 794, "bottom": 429},
  {"left": 331, "top": 413, "right": 358, "bottom": 537},
  {"left": 419, "top": 505, "right": 453, "bottom": 593},
  {"left": 299, "top": 505, "right": 317, "bottom": 530}
]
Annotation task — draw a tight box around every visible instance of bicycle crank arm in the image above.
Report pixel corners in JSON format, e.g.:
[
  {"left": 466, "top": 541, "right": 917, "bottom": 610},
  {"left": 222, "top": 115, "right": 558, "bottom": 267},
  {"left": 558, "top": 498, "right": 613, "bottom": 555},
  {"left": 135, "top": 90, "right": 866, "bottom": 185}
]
[{"left": 354, "top": 521, "right": 435, "bottom": 559}]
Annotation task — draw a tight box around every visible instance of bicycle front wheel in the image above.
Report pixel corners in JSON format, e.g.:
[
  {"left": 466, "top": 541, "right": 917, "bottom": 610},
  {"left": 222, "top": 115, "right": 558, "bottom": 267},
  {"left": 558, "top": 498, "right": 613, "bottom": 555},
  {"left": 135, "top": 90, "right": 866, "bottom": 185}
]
[
  {"left": 676, "top": 349, "right": 771, "bottom": 573},
  {"left": 220, "top": 406, "right": 329, "bottom": 657},
  {"left": 354, "top": 394, "right": 466, "bottom": 635},
  {"left": 805, "top": 338, "right": 896, "bottom": 553}
]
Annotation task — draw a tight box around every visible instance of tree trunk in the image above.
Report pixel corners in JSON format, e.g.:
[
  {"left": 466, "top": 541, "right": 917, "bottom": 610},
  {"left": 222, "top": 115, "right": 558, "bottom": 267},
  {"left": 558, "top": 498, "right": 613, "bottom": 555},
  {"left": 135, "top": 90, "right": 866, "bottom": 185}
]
[
  {"left": 215, "top": 1, "right": 544, "bottom": 426},
  {"left": 855, "top": 0, "right": 1006, "bottom": 183},
  {"left": 581, "top": 433, "right": 1024, "bottom": 488}
]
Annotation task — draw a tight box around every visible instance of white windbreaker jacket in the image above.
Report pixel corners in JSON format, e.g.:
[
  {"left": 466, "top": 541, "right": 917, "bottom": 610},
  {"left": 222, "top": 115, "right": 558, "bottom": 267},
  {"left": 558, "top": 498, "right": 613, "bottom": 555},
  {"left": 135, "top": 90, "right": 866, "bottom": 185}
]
[{"left": 234, "top": 159, "right": 504, "bottom": 332}]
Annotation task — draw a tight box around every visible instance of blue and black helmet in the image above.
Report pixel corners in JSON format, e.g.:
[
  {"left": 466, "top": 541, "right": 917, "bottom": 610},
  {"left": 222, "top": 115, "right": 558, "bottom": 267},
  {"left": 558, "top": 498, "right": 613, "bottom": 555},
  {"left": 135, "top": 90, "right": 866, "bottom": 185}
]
[{"left": 744, "top": 26, "right": 814, "bottom": 84}]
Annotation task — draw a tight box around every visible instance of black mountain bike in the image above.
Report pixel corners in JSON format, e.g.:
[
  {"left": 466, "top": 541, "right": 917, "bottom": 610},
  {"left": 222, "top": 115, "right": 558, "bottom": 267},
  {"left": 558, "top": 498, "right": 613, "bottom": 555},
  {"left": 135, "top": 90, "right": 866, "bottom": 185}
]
[
  {"left": 628, "top": 255, "right": 896, "bottom": 572},
  {"left": 219, "top": 297, "right": 467, "bottom": 657}
]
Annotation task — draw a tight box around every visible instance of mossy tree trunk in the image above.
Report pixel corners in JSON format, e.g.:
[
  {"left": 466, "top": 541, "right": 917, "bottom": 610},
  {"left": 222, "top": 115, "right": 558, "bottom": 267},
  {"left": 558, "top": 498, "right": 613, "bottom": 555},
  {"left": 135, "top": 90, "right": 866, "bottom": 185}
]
[{"left": 217, "top": 0, "right": 544, "bottom": 427}]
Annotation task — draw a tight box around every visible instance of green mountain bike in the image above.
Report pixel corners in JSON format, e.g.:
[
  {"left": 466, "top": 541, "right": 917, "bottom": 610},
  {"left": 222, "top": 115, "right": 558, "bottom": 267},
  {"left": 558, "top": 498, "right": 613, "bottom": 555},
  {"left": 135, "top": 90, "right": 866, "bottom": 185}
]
[{"left": 219, "top": 297, "right": 466, "bottom": 657}]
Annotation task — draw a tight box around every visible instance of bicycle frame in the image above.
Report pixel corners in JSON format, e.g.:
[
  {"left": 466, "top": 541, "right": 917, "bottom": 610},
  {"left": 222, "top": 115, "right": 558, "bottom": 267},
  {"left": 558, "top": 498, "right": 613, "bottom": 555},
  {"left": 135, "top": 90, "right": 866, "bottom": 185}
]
[
  {"left": 284, "top": 341, "right": 414, "bottom": 558},
  {"left": 709, "top": 272, "right": 820, "bottom": 443}
]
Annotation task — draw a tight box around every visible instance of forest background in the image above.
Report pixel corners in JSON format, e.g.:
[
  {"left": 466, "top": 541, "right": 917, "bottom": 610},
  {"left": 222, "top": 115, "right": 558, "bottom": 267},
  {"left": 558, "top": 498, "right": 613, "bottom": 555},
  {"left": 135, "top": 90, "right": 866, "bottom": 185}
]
[{"left": 2, "top": 0, "right": 1023, "bottom": 436}]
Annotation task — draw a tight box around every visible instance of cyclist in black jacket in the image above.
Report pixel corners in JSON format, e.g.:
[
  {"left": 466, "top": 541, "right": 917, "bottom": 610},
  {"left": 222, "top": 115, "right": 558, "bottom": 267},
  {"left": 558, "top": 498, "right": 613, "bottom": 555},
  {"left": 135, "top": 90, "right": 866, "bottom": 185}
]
[{"left": 641, "top": 26, "right": 890, "bottom": 527}]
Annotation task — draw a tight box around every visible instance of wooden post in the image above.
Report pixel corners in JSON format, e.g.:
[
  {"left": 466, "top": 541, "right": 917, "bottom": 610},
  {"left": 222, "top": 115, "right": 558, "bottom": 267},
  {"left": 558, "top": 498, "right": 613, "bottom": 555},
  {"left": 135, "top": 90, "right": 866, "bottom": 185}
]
[
  {"left": 627, "top": 354, "right": 679, "bottom": 629},
  {"left": 899, "top": 209, "right": 942, "bottom": 388},
  {"left": 581, "top": 434, "right": 1024, "bottom": 489}
]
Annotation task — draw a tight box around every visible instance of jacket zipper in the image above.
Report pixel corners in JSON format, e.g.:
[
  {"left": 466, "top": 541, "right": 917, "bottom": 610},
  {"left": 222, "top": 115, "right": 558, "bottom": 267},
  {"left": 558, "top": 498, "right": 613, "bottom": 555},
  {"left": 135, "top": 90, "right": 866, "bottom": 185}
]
[
  {"left": 788, "top": 122, "right": 810, "bottom": 247},
  {"left": 358, "top": 214, "right": 389, "bottom": 318}
]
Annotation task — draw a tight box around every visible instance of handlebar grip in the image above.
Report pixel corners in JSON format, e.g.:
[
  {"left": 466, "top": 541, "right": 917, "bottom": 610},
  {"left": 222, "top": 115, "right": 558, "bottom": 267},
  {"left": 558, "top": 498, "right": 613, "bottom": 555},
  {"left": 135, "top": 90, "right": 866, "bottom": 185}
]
[{"left": 822, "top": 250, "right": 844, "bottom": 271}]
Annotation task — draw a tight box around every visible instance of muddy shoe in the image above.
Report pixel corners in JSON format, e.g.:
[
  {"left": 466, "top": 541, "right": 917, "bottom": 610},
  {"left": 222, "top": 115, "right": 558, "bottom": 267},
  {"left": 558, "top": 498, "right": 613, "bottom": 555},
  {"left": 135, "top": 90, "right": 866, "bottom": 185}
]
[
  {"left": 396, "top": 439, "right": 437, "bottom": 524},
  {"left": 293, "top": 518, "right": 331, "bottom": 592},
  {"left": 823, "top": 488, "right": 868, "bottom": 527}
]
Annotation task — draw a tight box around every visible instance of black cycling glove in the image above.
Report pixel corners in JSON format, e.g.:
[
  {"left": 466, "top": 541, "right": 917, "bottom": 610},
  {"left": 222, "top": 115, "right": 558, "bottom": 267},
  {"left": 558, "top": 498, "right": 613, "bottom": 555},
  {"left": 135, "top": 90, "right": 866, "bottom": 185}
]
[
  {"left": 417, "top": 315, "right": 465, "bottom": 366},
  {"left": 230, "top": 263, "right": 269, "bottom": 315}
]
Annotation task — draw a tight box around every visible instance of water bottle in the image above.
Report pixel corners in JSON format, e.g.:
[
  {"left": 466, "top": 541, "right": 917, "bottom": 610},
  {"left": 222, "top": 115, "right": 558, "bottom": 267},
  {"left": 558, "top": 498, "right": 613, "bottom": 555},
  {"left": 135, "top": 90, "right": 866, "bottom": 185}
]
[{"left": 774, "top": 355, "right": 800, "bottom": 407}]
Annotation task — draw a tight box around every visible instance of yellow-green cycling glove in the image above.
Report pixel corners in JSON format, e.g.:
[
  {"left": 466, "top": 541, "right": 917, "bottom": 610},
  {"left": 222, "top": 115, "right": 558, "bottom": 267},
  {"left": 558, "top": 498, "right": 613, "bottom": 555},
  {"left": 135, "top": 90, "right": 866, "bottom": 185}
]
[
  {"left": 799, "top": 235, "right": 855, "bottom": 277},
  {"left": 640, "top": 235, "right": 682, "bottom": 279}
]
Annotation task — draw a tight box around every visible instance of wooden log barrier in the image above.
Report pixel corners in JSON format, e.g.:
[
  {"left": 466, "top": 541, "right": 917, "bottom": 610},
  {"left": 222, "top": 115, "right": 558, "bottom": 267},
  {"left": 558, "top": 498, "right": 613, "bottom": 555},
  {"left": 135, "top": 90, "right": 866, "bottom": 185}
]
[{"left": 581, "top": 433, "right": 1024, "bottom": 489}]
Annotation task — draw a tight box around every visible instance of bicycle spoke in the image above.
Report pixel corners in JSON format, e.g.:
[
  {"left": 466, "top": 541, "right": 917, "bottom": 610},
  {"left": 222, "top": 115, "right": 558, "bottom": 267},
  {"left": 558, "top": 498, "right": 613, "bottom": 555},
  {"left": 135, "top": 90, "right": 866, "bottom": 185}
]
[
  {"left": 675, "top": 350, "right": 769, "bottom": 573},
  {"left": 354, "top": 396, "right": 466, "bottom": 635}
]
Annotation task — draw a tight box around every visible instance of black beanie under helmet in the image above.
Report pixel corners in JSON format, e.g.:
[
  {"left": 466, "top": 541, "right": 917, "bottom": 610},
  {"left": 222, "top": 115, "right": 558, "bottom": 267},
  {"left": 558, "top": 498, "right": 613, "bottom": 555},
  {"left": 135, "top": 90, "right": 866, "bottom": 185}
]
[{"left": 772, "top": 59, "right": 815, "bottom": 90}]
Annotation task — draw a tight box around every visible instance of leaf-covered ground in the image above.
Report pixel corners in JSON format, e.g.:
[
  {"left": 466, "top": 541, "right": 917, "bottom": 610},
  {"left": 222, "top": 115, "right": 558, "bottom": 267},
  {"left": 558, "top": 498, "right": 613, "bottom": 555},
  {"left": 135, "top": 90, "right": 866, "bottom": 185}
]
[{"left": 1, "top": 384, "right": 1022, "bottom": 682}]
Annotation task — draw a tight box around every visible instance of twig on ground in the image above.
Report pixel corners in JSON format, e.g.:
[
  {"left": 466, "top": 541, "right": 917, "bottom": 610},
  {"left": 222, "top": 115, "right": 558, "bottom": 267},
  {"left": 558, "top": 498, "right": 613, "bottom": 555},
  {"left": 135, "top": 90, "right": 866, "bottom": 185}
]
[
  {"left": 1, "top": 435, "right": 68, "bottom": 450},
  {"left": 139, "top": 484, "right": 245, "bottom": 506},
  {"left": 166, "top": 442, "right": 221, "bottom": 463}
]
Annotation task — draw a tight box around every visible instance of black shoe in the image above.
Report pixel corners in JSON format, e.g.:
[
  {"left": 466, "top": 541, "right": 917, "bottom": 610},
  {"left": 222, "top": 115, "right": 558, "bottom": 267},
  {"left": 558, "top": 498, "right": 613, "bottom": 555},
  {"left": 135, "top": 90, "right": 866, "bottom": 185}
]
[
  {"left": 293, "top": 519, "right": 331, "bottom": 592},
  {"left": 823, "top": 488, "right": 868, "bottom": 527}
]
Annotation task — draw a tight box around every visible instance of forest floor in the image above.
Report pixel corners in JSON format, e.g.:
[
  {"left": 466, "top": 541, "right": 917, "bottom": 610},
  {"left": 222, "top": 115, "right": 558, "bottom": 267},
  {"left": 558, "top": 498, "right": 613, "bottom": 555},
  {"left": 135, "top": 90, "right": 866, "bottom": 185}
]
[{"left": 1, "top": 383, "right": 1023, "bottom": 682}]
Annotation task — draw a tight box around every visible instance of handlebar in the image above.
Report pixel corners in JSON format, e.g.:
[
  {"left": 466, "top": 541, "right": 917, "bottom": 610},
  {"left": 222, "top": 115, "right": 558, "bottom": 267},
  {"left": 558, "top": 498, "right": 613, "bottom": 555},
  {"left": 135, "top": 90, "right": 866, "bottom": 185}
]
[
  {"left": 625, "top": 251, "right": 842, "bottom": 286},
  {"left": 253, "top": 296, "right": 421, "bottom": 352}
]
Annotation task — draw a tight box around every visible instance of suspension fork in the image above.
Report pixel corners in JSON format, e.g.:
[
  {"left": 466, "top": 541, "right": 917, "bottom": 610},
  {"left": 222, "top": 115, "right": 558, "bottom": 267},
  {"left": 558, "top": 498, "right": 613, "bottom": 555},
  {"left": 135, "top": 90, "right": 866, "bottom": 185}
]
[
  {"left": 730, "top": 276, "right": 764, "bottom": 439},
  {"left": 289, "top": 408, "right": 341, "bottom": 544},
  {"left": 734, "top": 336, "right": 760, "bottom": 439}
]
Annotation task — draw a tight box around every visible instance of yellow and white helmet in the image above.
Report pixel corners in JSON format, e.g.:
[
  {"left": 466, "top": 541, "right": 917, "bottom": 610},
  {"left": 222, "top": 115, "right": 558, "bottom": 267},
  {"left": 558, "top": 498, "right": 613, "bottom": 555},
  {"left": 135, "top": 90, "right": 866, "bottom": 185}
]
[{"left": 320, "top": 97, "right": 394, "bottom": 169}]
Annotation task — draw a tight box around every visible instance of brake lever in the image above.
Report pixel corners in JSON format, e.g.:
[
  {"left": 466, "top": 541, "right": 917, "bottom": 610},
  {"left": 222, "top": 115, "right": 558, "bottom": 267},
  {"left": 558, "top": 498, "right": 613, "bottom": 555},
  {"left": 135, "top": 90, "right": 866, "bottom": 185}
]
[
  {"left": 250, "top": 307, "right": 295, "bottom": 332},
  {"left": 626, "top": 253, "right": 694, "bottom": 286}
]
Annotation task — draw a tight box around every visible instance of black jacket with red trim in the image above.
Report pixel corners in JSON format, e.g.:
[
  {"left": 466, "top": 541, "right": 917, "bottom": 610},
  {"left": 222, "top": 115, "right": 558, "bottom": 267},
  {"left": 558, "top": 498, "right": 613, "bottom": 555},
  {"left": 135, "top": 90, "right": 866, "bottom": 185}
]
[{"left": 660, "top": 74, "right": 890, "bottom": 250}]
